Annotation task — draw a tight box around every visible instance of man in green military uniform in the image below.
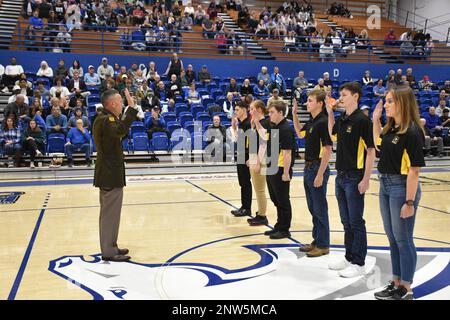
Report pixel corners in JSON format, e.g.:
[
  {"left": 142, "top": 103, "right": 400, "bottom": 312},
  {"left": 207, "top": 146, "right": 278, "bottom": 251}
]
[{"left": 93, "top": 88, "right": 138, "bottom": 262}]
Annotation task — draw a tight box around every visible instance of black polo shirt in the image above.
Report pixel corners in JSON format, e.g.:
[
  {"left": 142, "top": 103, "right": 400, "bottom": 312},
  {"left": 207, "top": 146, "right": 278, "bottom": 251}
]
[
  {"left": 300, "top": 112, "right": 333, "bottom": 161},
  {"left": 267, "top": 118, "right": 296, "bottom": 168},
  {"left": 378, "top": 123, "right": 425, "bottom": 175},
  {"left": 237, "top": 116, "right": 251, "bottom": 161},
  {"left": 333, "top": 108, "right": 375, "bottom": 171},
  {"left": 249, "top": 117, "right": 271, "bottom": 155}
]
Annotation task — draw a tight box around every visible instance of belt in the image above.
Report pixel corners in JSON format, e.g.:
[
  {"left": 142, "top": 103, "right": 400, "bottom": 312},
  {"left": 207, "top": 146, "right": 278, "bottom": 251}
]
[
  {"left": 337, "top": 169, "right": 364, "bottom": 175},
  {"left": 305, "top": 159, "right": 321, "bottom": 168}
]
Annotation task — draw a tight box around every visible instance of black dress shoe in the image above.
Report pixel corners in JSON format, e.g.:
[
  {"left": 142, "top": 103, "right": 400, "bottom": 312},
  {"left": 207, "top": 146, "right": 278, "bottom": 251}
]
[
  {"left": 230, "top": 207, "right": 243, "bottom": 215},
  {"left": 102, "top": 254, "right": 131, "bottom": 262},
  {"left": 248, "top": 215, "right": 269, "bottom": 226},
  {"left": 264, "top": 229, "right": 278, "bottom": 236},
  {"left": 118, "top": 248, "right": 129, "bottom": 255},
  {"left": 233, "top": 208, "right": 251, "bottom": 217},
  {"left": 269, "top": 231, "right": 291, "bottom": 239}
]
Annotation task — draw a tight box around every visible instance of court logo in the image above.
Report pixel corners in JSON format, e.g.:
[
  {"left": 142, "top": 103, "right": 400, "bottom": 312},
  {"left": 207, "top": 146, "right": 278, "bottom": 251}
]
[
  {"left": 49, "top": 242, "right": 450, "bottom": 300},
  {"left": 0, "top": 192, "right": 24, "bottom": 204}
]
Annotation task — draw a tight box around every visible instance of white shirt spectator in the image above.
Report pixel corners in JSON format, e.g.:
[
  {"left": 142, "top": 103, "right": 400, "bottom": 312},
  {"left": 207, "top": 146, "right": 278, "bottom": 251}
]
[
  {"left": 5, "top": 63, "right": 24, "bottom": 76},
  {"left": 97, "top": 63, "right": 114, "bottom": 80},
  {"left": 8, "top": 94, "right": 29, "bottom": 105},
  {"left": 36, "top": 61, "right": 54, "bottom": 77},
  {"left": 50, "top": 85, "right": 70, "bottom": 97},
  {"left": 0, "top": 64, "right": 4, "bottom": 77}
]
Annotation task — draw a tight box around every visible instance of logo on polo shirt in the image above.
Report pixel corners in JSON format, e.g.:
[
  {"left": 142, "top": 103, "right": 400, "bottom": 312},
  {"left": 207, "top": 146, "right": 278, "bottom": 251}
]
[
  {"left": 309, "top": 127, "right": 313, "bottom": 133},
  {"left": 346, "top": 125, "right": 352, "bottom": 133},
  {"left": 391, "top": 136, "right": 400, "bottom": 144}
]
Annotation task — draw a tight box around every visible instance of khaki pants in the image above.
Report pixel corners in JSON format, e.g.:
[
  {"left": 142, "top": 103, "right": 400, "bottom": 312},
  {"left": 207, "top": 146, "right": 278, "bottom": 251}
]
[
  {"left": 99, "top": 187, "right": 123, "bottom": 257},
  {"left": 250, "top": 166, "right": 267, "bottom": 216}
]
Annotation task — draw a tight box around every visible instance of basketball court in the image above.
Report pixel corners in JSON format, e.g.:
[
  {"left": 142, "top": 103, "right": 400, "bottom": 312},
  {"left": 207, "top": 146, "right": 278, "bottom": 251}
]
[{"left": 1, "top": 163, "right": 449, "bottom": 300}]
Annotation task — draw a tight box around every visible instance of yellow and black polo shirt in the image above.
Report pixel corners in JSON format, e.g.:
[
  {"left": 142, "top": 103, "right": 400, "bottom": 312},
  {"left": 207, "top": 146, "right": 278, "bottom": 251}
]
[
  {"left": 238, "top": 116, "right": 252, "bottom": 161},
  {"left": 378, "top": 123, "right": 425, "bottom": 175},
  {"left": 267, "top": 118, "right": 296, "bottom": 168},
  {"left": 299, "top": 112, "right": 333, "bottom": 161},
  {"left": 332, "top": 108, "right": 375, "bottom": 172}
]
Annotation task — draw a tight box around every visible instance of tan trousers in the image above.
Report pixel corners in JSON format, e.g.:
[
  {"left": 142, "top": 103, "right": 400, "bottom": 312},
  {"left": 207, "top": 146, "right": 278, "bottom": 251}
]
[
  {"left": 250, "top": 166, "right": 267, "bottom": 216},
  {"left": 99, "top": 187, "right": 123, "bottom": 257}
]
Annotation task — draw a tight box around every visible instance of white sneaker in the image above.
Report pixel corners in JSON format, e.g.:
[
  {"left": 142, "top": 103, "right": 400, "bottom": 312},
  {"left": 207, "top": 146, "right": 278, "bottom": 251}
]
[
  {"left": 338, "top": 264, "right": 365, "bottom": 278},
  {"left": 328, "top": 257, "right": 351, "bottom": 271},
  {"left": 30, "top": 162, "right": 35, "bottom": 169},
  {"left": 36, "top": 150, "right": 43, "bottom": 157}
]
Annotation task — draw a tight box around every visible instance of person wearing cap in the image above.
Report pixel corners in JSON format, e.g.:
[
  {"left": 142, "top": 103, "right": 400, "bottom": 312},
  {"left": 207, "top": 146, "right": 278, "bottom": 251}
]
[
  {"left": 198, "top": 65, "right": 212, "bottom": 84},
  {"left": 93, "top": 88, "right": 138, "bottom": 262},
  {"left": 97, "top": 58, "right": 114, "bottom": 80},
  {"left": 418, "top": 75, "right": 434, "bottom": 91},
  {"left": 84, "top": 65, "right": 101, "bottom": 86},
  {"left": 360, "top": 105, "right": 370, "bottom": 117},
  {"left": 145, "top": 106, "right": 167, "bottom": 139},
  {"left": 68, "top": 107, "right": 90, "bottom": 129},
  {"left": 267, "top": 88, "right": 288, "bottom": 117},
  {"left": 180, "top": 11, "right": 193, "bottom": 30}
]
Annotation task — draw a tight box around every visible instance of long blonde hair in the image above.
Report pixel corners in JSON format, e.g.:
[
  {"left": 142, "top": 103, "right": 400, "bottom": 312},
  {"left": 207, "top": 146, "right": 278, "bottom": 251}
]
[{"left": 382, "top": 85, "right": 424, "bottom": 136}]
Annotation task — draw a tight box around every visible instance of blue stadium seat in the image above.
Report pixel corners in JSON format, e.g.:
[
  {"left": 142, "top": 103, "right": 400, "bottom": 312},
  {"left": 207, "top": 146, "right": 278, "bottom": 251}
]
[
  {"left": 191, "top": 104, "right": 205, "bottom": 118},
  {"left": 211, "top": 89, "right": 224, "bottom": 100},
  {"left": 122, "top": 137, "right": 130, "bottom": 153},
  {"left": 170, "top": 130, "right": 190, "bottom": 151},
  {"left": 196, "top": 112, "right": 211, "bottom": 123},
  {"left": 130, "top": 121, "right": 145, "bottom": 136},
  {"left": 150, "top": 132, "right": 169, "bottom": 151},
  {"left": 179, "top": 113, "right": 194, "bottom": 126},
  {"left": 191, "top": 132, "right": 206, "bottom": 150},
  {"left": 166, "top": 121, "right": 182, "bottom": 135},
  {"left": 202, "top": 97, "right": 215, "bottom": 108},
  {"left": 161, "top": 112, "right": 177, "bottom": 125},
  {"left": 212, "top": 112, "right": 228, "bottom": 123},
  {"left": 174, "top": 103, "right": 189, "bottom": 116},
  {"left": 132, "top": 133, "right": 150, "bottom": 152},
  {"left": 46, "top": 134, "right": 65, "bottom": 153}
]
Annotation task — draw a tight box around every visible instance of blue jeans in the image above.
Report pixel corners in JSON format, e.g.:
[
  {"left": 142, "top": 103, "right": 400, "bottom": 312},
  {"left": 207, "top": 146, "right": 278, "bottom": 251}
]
[
  {"left": 379, "top": 174, "right": 421, "bottom": 285},
  {"left": 304, "top": 163, "right": 330, "bottom": 248},
  {"left": 65, "top": 143, "right": 91, "bottom": 160},
  {"left": 335, "top": 171, "right": 367, "bottom": 266}
]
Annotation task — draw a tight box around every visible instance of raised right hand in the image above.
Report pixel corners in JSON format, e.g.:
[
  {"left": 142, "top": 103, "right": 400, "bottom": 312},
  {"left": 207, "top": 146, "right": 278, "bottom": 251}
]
[{"left": 372, "top": 98, "right": 384, "bottom": 121}]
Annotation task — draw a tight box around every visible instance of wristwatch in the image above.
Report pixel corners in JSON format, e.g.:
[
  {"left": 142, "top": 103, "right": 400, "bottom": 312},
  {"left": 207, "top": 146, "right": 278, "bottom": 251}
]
[{"left": 405, "top": 200, "right": 414, "bottom": 207}]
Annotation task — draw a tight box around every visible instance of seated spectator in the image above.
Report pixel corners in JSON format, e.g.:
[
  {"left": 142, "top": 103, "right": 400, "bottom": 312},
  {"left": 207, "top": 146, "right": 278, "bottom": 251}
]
[
  {"left": 50, "top": 78, "right": 70, "bottom": 98},
  {"left": 68, "top": 71, "right": 87, "bottom": 94},
  {"left": 30, "top": 97, "right": 46, "bottom": 119},
  {"left": 68, "top": 107, "right": 89, "bottom": 129},
  {"left": 323, "top": 72, "right": 332, "bottom": 87},
  {"left": 141, "top": 88, "right": 160, "bottom": 111},
  {"left": 314, "top": 78, "right": 328, "bottom": 92},
  {"left": 194, "top": 5, "right": 206, "bottom": 25},
  {"left": 284, "top": 31, "right": 296, "bottom": 52},
  {"left": 356, "top": 29, "right": 370, "bottom": 49},
  {"left": 440, "top": 108, "right": 450, "bottom": 128},
  {"left": 240, "top": 79, "right": 254, "bottom": 96},
  {"left": 269, "top": 66, "right": 286, "bottom": 94},
  {"left": 55, "top": 59, "right": 69, "bottom": 80},
  {"left": 3, "top": 57, "right": 24, "bottom": 89},
  {"left": 132, "top": 6, "right": 145, "bottom": 25},
  {"left": 373, "top": 79, "right": 386, "bottom": 97},
  {"left": 179, "top": 70, "right": 190, "bottom": 87},
  {"left": 384, "top": 29, "right": 397, "bottom": 46},
  {"left": 362, "top": 70, "right": 374, "bottom": 86},
  {"left": 185, "top": 64, "right": 196, "bottom": 84},
  {"left": 215, "top": 31, "right": 228, "bottom": 54},
  {"left": 24, "top": 26, "right": 39, "bottom": 51},
  {"left": 293, "top": 71, "right": 309, "bottom": 91},
  {"left": 46, "top": 105, "right": 68, "bottom": 135},
  {"left": 198, "top": 65, "right": 212, "bottom": 84},
  {"left": 84, "top": 65, "right": 101, "bottom": 86},
  {"left": 223, "top": 92, "right": 235, "bottom": 118},
  {"left": 439, "top": 90, "right": 450, "bottom": 105},
  {"left": 29, "top": 11, "right": 44, "bottom": 30},
  {"left": 184, "top": 2, "right": 195, "bottom": 20},
  {"left": 320, "top": 38, "right": 335, "bottom": 62},
  {"left": 56, "top": 25, "right": 72, "bottom": 53},
  {"left": 65, "top": 119, "right": 91, "bottom": 167},
  {"left": 68, "top": 94, "right": 87, "bottom": 112},
  {"left": 180, "top": 12, "right": 193, "bottom": 31},
  {"left": 146, "top": 106, "right": 168, "bottom": 139},
  {"left": 0, "top": 116, "right": 22, "bottom": 167},
  {"left": 8, "top": 86, "right": 30, "bottom": 105},
  {"left": 97, "top": 57, "right": 114, "bottom": 80},
  {"left": 257, "top": 66, "right": 270, "bottom": 85},
  {"left": 253, "top": 79, "right": 269, "bottom": 98},
  {"left": 124, "top": 97, "right": 145, "bottom": 120},
  {"left": 22, "top": 119, "right": 45, "bottom": 168},
  {"left": 227, "top": 30, "right": 244, "bottom": 55},
  {"left": 424, "top": 106, "right": 443, "bottom": 137},
  {"left": 255, "top": 20, "right": 268, "bottom": 39},
  {"left": 442, "top": 81, "right": 450, "bottom": 94},
  {"left": 405, "top": 68, "right": 416, "bottom": 87},
  {"left": 69, "top": 60, "right": 84, "bottom": 78},
  {"left": 36, "top": 60, "right": 54, "bottom": 78},
  {"left": 144, "top": 61, "right": 159, "bottom": 81},
  {"left": 4, "top": 94, "right": 30, "bottom": 125},
  {"left": 35, "top": 81, "right": 50, "bottom": 100},
  {"left": 419, "top": 75, "right": 435, "bottom": 91},
  {"left": 131, "top": 27, "right": 146, "bottom": 51},
  {"left": 133, "top": 70, "right": 146, "bottom": 88},
  {"left": 120, "top": 28, "right": 131, "bottom": 50},
  {"left": 202, "top": 14, "right": 215, "bottom": 39},
  {"left": 187, "top": 83, "right": 201, "bottom": 105},
  {"left": 154, "top": 81, "right": 167, "bottom": 102},
  {"left": 424, "top": 33, "right": 434, "bottom": 56},
  {"left": 400, "top": 40, "right": 414, "bottom": 56},
  {"left": 360, "top": 105, "right": 370, "bottom": 117},
  {"left": 421, "top": 118, "right": 444, "bottom": 157},
  {"left": 226, "top": 77, "right": 240, "bottom": 96},
  {"left": 166, "top": 74, "right": 183, "bottom": 101},
  {"left": 205, "top": 115, "right": 228, "bottom": 161},
  {"left": 400, "top": 31, "right": 412, "bottom": 42},
  {"left": 267, "top": 88, "right": 283, "bottom": 110},
  {"left": 436, "top": 99, "right": 449, "bottom": 116},
  {"left": 17, "top": 79, "right": 33, "bottom": 97},
  {"left": 135, "top": 81, "right": 153, "bottom": 107},
  {"left": 330, "top": 31, "right": 343, "bottom": 55}
]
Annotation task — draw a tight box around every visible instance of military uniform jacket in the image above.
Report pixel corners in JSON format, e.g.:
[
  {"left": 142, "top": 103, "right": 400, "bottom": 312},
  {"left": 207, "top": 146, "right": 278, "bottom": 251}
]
[{"left": 93, "top": 107, "right": 138, "bottom": 188}]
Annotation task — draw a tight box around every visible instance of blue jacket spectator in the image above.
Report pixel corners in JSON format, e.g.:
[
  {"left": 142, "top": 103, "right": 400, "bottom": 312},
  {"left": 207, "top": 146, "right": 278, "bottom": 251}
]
[
  {"left": 46, "top": 106, "right": 68, "bottom": 135},
  {"left": 424, "top": 107, "right": 442, "bottom": 132},
  {"left": 373, "top": 80, "right": 386, "bottom": 97},
  {"left": 253, "top": 81, "right": 269, "bottom": 97},
  {"left": 65, "top": 119, "right": 92, "bottom": 167},
  {"left": 29, "top": 11, "right": 44, "bottom": 30},
  {"left": 131, "top": 29, "right": 146, "bottom": 51},
  {"left": 270, "top": 67, "right": 286, "bottom": 93}
]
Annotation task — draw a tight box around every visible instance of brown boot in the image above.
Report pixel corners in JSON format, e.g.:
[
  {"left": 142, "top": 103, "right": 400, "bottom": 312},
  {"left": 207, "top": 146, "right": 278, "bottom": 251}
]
[
  {"left": 299, "top": 243, "right": 316, "bottom": 252},
  {"left": 306, "top": 247, "right": 330, "bottom": 257}
]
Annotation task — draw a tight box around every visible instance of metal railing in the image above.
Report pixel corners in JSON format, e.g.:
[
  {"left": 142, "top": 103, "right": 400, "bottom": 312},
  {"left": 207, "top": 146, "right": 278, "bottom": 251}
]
[{"left": 4, "top": 25, "right": 450, "bottom": 64}]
